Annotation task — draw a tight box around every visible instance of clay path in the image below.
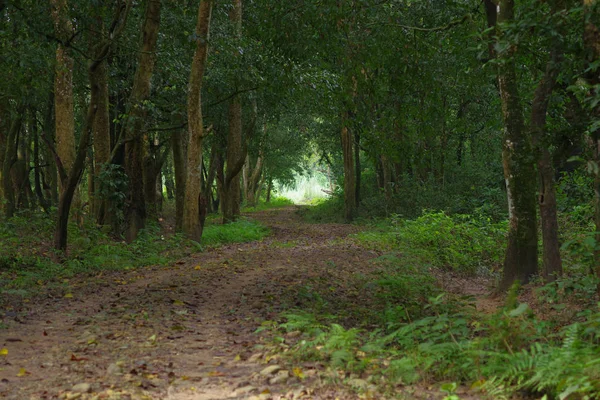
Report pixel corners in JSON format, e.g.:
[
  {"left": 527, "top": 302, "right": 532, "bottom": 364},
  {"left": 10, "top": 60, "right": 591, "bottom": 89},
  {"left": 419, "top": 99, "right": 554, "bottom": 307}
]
[{"left": 0, "top": 207, "right": 381, "bottom": 400}]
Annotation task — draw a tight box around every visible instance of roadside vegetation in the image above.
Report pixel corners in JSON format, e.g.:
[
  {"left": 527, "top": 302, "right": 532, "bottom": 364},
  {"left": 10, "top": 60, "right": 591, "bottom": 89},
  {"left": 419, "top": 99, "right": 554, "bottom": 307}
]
[{"left": 259, "top": 173, "right": 600, "bottom": 399}]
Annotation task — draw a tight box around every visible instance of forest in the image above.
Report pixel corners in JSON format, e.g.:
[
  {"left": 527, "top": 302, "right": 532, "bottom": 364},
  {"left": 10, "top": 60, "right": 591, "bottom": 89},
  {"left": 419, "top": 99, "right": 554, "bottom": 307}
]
[{"left": 0, "top": 0, "right": 600, "bottom": 399}]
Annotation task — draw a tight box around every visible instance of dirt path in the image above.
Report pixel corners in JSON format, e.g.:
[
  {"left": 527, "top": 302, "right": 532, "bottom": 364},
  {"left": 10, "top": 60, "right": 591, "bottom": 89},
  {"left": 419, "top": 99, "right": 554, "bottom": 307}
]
[{"left": 0, "top": 207, "right": 380, "bottom": 400}]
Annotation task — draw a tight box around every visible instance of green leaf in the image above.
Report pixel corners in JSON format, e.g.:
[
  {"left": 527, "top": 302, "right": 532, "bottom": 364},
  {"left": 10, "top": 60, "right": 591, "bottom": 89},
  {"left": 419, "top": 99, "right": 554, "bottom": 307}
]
[{"left": 508, "top": 303, "right": 529, "bottom": 317}]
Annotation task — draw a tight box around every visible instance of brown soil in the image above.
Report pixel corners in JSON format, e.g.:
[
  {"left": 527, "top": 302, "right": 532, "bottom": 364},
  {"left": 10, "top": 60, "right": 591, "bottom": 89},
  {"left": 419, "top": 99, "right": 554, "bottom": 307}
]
[{"left": 0, "top": 207, "right": 494, "bottom": 400}]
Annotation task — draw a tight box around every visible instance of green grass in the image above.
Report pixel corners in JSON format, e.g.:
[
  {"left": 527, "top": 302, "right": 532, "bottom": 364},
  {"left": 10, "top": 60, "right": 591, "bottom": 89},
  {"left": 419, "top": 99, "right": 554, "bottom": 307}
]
[
  {"left": 0, "top": 211, "right": 269, "bottom": 296},
  {"left": 202, "top": 218, "right": 270, "bottom": 247}
]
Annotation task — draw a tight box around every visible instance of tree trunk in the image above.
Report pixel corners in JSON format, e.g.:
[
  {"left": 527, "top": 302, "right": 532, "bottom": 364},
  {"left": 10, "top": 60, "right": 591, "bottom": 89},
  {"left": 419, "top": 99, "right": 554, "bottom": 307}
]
[
  {"left": 144, "top": 139, "right": 170, "bottom": 219},
  {"left": 203, "top": 142, "right": 218, "bottom": 213},
  {"left": 266, "top": 178, "right": 272, "bottom": 203},
  {"left": 183, "top": 0, "right": 212, "bottom": 241},
  {"left": 0, "top": 102, "right": 7, "bottom": 215},
  {"left": 2, "top": 107, "right": 24, "bottom": 219},
  {"left": 223, "top": 0, "right": 244, "bottom": 224},
  {"left": 51, "top": 0, "right": 76, "bottom": 197},
  {"left": 54, "top": 0, "right": 131, "bottom": 250},
  {"left": 31, "top": 109, "right": 50, "bottom": 213},
  {"left": 42, "top": 92, "right": 58, "bottom": 206},
  {"left": 91, "top": 16, "right": 112, "bottom": 225},
  {"left": 583, "top": 0, "right": 600, "bottom": 293},
  {"left": 223, "top": 92, "right": 243, "bottom": 223},
  {"left": 54, "top": 70, "right": 101, "bottom": 250},
  {"left": 172, "top": 129, "right": 187, "bottom": 231},
  {"left": 341, "top": 118, "right": 356, "bottom": 222},
  {"left": 123, "top": 0, "right": 161, "bottom": 243},
  {"left": 354, "top": 128, "right": 361, "bottom": 206},
  {"left": 245, "top": 153, "right": 263, "bottom": 207},
  {"left": 496, "top": 0, "right": 538, "bottom": 290},
  {"left": 532, "top": 47, "right": 563, "bottom": 282}
]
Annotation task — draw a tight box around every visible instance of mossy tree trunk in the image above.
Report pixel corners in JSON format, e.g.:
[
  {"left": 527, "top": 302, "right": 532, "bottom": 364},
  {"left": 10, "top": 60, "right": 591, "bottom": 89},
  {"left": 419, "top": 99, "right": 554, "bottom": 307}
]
[
  {"left": 91, "top": 15, "right": 112, "bottom": 226},
  {"left": 183, "top": 0, "right": 213, "bottom": 241},
  {"left": 583, "top": 0, "right": 600, "bottom": 293},
  {"left": 122, "top": 0, "right": 161, "bottom": 243},
  {"left": 54, "top": 0, "right": 131, "bottom": 251},
  {"left": 223, "top": 0, "right": 245, "bottom": 223},
  {"left": 496, "top": 0, "right": 538, "bottom": 290},
  {"left": 2, "top": 107, "right": 24, "bottom": 219},
  {"left": 531, "top": 43, "right": 563, "bottom": 282}
]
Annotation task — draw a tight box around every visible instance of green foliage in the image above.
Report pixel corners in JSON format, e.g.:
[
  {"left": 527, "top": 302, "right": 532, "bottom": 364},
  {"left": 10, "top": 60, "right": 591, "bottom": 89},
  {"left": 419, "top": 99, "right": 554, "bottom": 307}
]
[
  {"left": 201, "top": 218, "right": 269, "bottom": 247},
  {"left": 270, "top": 297, "right": 600, "bottom": 399},
  {"left": 556, "top": 170, "right": 594, "bottom": 218},
  {"left": 354, "top": 211, "right": 507, "bottom": 275},
  {"left": 298, "top": 194, "right": 345, "bottom": 223},
  {"left": 0, "top": 212, "right": 269, "bottom": 296},
  {"left": 536, "top": 274, "right": 600, "bottom": 307}
]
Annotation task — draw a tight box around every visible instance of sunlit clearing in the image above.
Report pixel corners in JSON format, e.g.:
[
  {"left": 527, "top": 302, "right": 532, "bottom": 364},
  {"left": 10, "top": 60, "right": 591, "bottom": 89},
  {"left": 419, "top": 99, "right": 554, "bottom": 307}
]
[{"left": 279, "top": 173, "right": 329, "bottom": 204}]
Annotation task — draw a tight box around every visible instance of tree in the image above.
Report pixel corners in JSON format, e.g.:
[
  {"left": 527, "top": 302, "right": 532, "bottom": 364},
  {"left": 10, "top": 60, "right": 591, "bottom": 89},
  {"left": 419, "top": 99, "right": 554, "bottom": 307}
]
[
  {"left": 583, "top": 0, "right": 600, "bottom": 291},
  {"left": 183, "top": 0, "right": 213, "bottom": 241},
  {"left": 53, "top": 1, "right": 131, "bottom": 250},
  {"left": 122, "top": 0, "right": 161, "bottom": 243},
  {"left": 222, "top": 0, "right": 245, "bottom": 223}
]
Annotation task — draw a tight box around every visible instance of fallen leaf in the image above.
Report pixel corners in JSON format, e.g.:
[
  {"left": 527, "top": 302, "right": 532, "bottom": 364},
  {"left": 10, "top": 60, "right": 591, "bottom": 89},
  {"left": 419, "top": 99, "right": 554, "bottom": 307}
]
[
  {"left": 64, "top": 293, "right": 73, "bottom": 298},
  {"left": 173, "top": 300, "right": 184, "bottom": 306},
  {"left": 293, "top": 367, "right": 305, "bottom": 380},
  {"left": 208, "top": 371, "right": 225, "bottom": 377},
  {"left": 71, "top": 354, "right": 89, "bottom": 362},
  {"left": 233, "top": 354, "right": 241, "bottom": 362},
  {"left": 0, "top": 348, "right": 7, "bottom": 356},
  {"left": 261, "top": 389, "right": 271, "bottom": 394},
  {"left": 17, "top": 368, "right": 29, "bottom": 377},
  {"left": 194, "top": 265, "right": 201, "bottom": 270}
]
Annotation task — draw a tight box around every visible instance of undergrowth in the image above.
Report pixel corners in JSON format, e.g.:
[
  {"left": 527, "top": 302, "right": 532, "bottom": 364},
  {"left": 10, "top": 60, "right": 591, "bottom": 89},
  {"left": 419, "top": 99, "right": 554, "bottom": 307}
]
[
  {"left": 354, "top": 211, "right": 507, "bottom": 275},
  {"left": 0, "top": 211, "right": 268, "bottom": 296},
  {"left": 266, "top": 292, "right": 600, "bottom": 399},
  {"left": 268, "top": 198, "right": 600, "bottom": 399}
]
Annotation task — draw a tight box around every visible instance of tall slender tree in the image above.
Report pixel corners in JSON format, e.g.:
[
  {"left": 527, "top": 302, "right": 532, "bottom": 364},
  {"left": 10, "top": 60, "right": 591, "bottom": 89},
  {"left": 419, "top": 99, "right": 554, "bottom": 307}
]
[
  {"left": 183, "top": 0, "right": 213, "bottom": 241},
  {"left": 122, "top": 0, "right": 161, "bottom": 243}
]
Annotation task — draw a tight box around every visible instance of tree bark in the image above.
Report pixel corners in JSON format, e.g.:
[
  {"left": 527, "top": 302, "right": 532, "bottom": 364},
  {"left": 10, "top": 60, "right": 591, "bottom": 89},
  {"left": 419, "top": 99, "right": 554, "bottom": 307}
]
[
  {"left": 91, "top": 16, "right": 112, "bottom": 225},
  {"left": 183, "top": 0, "right": 212, "bottom": 241},
  {"left": 31, "top": 109, "right": 50, "bottom": 213},
  {"left": 203, "top": 142, "right": 218, "bottom": 213},
  {"left": 50, "top": 0, "right": 76, "bottom": 196},
  {"left": 54, "top": 0, "right": 131, "bottom": 250},
  {"left": 42, "top": 92, "right": 58, "bottom": 206},
  {"left": 123, "top": 0, "right": 161, "bottom": 243},
  {"left": 531, "top": 47, "right": 563, "bottom": 282},
  {"left": 496, "top": 0, "right": 539, "bottom": 290},
  {"left": 172, "top": 129, "right": 187, "bottom": 232},
  {"left": 341, "top": 118, "right": 356, "bottom": 222},
  {"left": 2, "top": 107, "right": 24, "bottom": 219},
  {"left": 583, "top": 0, "right": 600, "bottom": 293},
  {"left": 223, "top": 0, "right": 244, "bottom": 223},
  {"left": 144, "top": 138, "right": 170, "bottom": 219},
  {"left": 354, "top": 128, "right": 361, "bottom": 206}
]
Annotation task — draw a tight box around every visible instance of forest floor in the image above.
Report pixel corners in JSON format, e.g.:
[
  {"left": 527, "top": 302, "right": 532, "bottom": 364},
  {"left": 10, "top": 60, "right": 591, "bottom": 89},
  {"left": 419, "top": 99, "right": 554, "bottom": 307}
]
[{"left": 0, "top": 207, "right": 499, "bottom": 400}]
